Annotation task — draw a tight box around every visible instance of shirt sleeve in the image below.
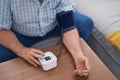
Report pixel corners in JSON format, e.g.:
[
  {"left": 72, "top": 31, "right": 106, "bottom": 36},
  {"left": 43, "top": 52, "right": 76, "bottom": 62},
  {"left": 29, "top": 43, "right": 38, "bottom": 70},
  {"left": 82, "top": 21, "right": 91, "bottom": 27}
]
[
  {"left": 56, "top": 0, "right": 75, "bottom": 14},
  {"left": 0, "top": 0, "right": 12, "bottom": 30}
]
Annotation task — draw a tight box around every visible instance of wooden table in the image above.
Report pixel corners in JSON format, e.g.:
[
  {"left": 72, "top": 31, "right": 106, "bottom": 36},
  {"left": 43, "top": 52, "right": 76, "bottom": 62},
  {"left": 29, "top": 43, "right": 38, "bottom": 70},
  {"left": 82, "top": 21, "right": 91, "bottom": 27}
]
[{"left": 0, "top": 39, "right": 117, "bottom": 80}]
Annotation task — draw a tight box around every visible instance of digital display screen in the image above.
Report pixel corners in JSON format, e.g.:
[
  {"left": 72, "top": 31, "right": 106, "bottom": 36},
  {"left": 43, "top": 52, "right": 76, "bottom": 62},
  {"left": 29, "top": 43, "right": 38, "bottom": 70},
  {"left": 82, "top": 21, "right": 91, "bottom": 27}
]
[{"left": 45, "top": 56, "right": 51, "bottom": 61}]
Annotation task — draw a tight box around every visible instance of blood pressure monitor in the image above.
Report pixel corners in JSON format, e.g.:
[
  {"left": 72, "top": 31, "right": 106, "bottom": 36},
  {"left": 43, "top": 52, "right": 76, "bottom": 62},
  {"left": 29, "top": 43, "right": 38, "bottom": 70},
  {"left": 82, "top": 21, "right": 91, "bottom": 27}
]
[{"left": 39, "top": 51, "right": 57, "bottom": 71}]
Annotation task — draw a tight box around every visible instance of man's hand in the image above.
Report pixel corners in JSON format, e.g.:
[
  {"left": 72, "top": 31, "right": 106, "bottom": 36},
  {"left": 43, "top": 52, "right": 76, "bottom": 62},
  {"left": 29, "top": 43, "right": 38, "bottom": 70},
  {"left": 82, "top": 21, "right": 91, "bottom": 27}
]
[
  {"left": 0, "top": 30, "right": 45, "bottom": 67},
  {"left": 73, "top": 56, "right": 90, "bottom": 76},
  {"left": 20, "top": 47, "right": 45, "bottom": 67},
  {"left": 63, "top": 29, "right": 91, "bottom": 76}
]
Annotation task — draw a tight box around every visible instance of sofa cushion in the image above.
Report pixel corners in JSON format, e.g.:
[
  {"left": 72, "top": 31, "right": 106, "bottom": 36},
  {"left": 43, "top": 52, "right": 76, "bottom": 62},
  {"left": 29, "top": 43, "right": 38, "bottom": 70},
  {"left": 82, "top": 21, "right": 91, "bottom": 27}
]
[{"left": 74, "top": 0, "right": 120, "bottom": 37}]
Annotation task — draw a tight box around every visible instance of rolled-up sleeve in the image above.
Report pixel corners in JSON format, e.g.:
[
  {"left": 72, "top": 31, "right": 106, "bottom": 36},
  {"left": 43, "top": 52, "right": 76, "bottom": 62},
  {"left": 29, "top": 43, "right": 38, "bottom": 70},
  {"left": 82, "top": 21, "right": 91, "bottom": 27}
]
[
  {"left": 56, "top": 0, "right": 75, "bottom": 13},
  {"left": 0, "top": 0, "right": 12, "bottom": 30}
]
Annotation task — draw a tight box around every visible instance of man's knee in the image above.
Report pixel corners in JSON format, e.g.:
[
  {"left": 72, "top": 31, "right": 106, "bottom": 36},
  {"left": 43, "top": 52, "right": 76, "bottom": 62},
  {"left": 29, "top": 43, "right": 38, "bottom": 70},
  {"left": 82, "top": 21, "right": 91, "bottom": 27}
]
[
  {"left": 0, "top": 45, "right": 18, "bottom": 63},
  {"left": 74, "top": 11, "right": 94, "bottom": 40}
]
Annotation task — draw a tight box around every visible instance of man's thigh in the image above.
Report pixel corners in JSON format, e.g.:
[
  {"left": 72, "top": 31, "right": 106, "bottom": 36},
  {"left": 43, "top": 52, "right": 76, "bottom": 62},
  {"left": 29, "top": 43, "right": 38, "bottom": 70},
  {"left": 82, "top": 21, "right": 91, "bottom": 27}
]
[
  {"left": 74, "top": 11, "right": 94, "bottom": 40},
  {"left": 0, "top": 45, "right": 18, "bottom": 62}
]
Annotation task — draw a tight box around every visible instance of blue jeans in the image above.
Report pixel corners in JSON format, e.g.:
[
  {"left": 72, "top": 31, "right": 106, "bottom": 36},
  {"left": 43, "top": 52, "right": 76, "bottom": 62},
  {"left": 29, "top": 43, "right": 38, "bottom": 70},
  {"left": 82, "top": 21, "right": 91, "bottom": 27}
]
[{"left": 0, "top": 12, "right": 94, "bottom": 62}]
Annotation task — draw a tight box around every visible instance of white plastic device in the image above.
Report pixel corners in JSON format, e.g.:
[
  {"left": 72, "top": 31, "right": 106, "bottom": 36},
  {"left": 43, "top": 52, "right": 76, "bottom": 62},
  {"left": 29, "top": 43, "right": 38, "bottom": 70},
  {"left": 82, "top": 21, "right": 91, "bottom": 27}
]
[{"left": 39, "top": 51, "right": 57, "bottom": 71}]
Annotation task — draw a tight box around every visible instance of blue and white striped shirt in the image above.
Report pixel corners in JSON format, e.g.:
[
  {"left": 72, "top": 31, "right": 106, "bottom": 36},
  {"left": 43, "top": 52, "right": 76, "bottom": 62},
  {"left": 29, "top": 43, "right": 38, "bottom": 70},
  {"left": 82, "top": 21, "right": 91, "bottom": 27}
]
[{"left": 0, "top": 0, "right": 75, "bottom": 37}]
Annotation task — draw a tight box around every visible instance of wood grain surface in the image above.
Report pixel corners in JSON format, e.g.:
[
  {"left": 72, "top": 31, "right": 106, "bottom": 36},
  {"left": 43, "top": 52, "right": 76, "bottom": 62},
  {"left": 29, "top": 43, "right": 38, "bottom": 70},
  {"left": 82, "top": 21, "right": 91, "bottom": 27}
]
[{"left": 0, "top": 39, "right": 117, "bottom": 80}]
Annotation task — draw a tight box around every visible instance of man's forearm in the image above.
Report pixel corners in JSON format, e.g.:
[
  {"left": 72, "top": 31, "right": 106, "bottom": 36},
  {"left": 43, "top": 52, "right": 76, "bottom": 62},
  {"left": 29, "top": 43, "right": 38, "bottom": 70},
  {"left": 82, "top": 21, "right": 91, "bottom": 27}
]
[
  {"left": 63, "top": 28, "right": 84, "bottom": 59},
  {"left": 0, "top": 30, "right": 26, "bottom": 56},
  {"left": 0, "top": 30, "right": 45, "bottom": 66}
]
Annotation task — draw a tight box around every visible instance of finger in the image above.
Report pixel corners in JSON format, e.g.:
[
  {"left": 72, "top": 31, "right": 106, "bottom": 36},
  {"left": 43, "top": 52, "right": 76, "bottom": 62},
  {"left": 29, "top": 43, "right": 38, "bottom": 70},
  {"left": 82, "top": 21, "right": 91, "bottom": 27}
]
[
  {"left": 81, "top": 71, "right": 89, "bottom": 76},
  {"left": 82, "top": 70, "right": 89, "bottom": 73},
  {"left": 33, "top": 49, "right": 44, "bottom": 56},
  {"left": 85, "top": 58, "right": 91, "bottom": 71},
  {"left": 77, "top": 71, "right": 88, "bottom": 76},
  {"left": 30, "top": 56, "right": 41, "bottom": 66},
  {"left": 27, "top": 59, "right": 38, "bottom": 67},
  {"left": 32, "top": 53, "right": 44, "bottom": 59},
  {"left": 74, "top": 68, "right": 89, "bottom": 76},
  {"left": 80, "top": 73, "right": 88, "bottom": 76},
  {"left": 74, "top": 70, "right": 87, "bottom": 76},
  {"left": 82, "top": 70, "right": 89, "bottom": 76},
  {"left": 73, "top": 69, "right": 82, "bottom": 74},
  {"left": 73, "top": 70, "right": 78, "bottom": 73},
  {"left": 83, "top": 73, "right": 89, "bottom": 76}
]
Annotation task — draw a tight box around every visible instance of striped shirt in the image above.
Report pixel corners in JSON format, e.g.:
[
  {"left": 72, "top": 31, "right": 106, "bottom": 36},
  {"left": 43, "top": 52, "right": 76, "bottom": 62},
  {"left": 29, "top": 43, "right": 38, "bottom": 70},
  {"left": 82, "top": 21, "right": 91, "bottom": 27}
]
[{"left": 0, "top": 0, "right": 75, "bottom": 37}]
